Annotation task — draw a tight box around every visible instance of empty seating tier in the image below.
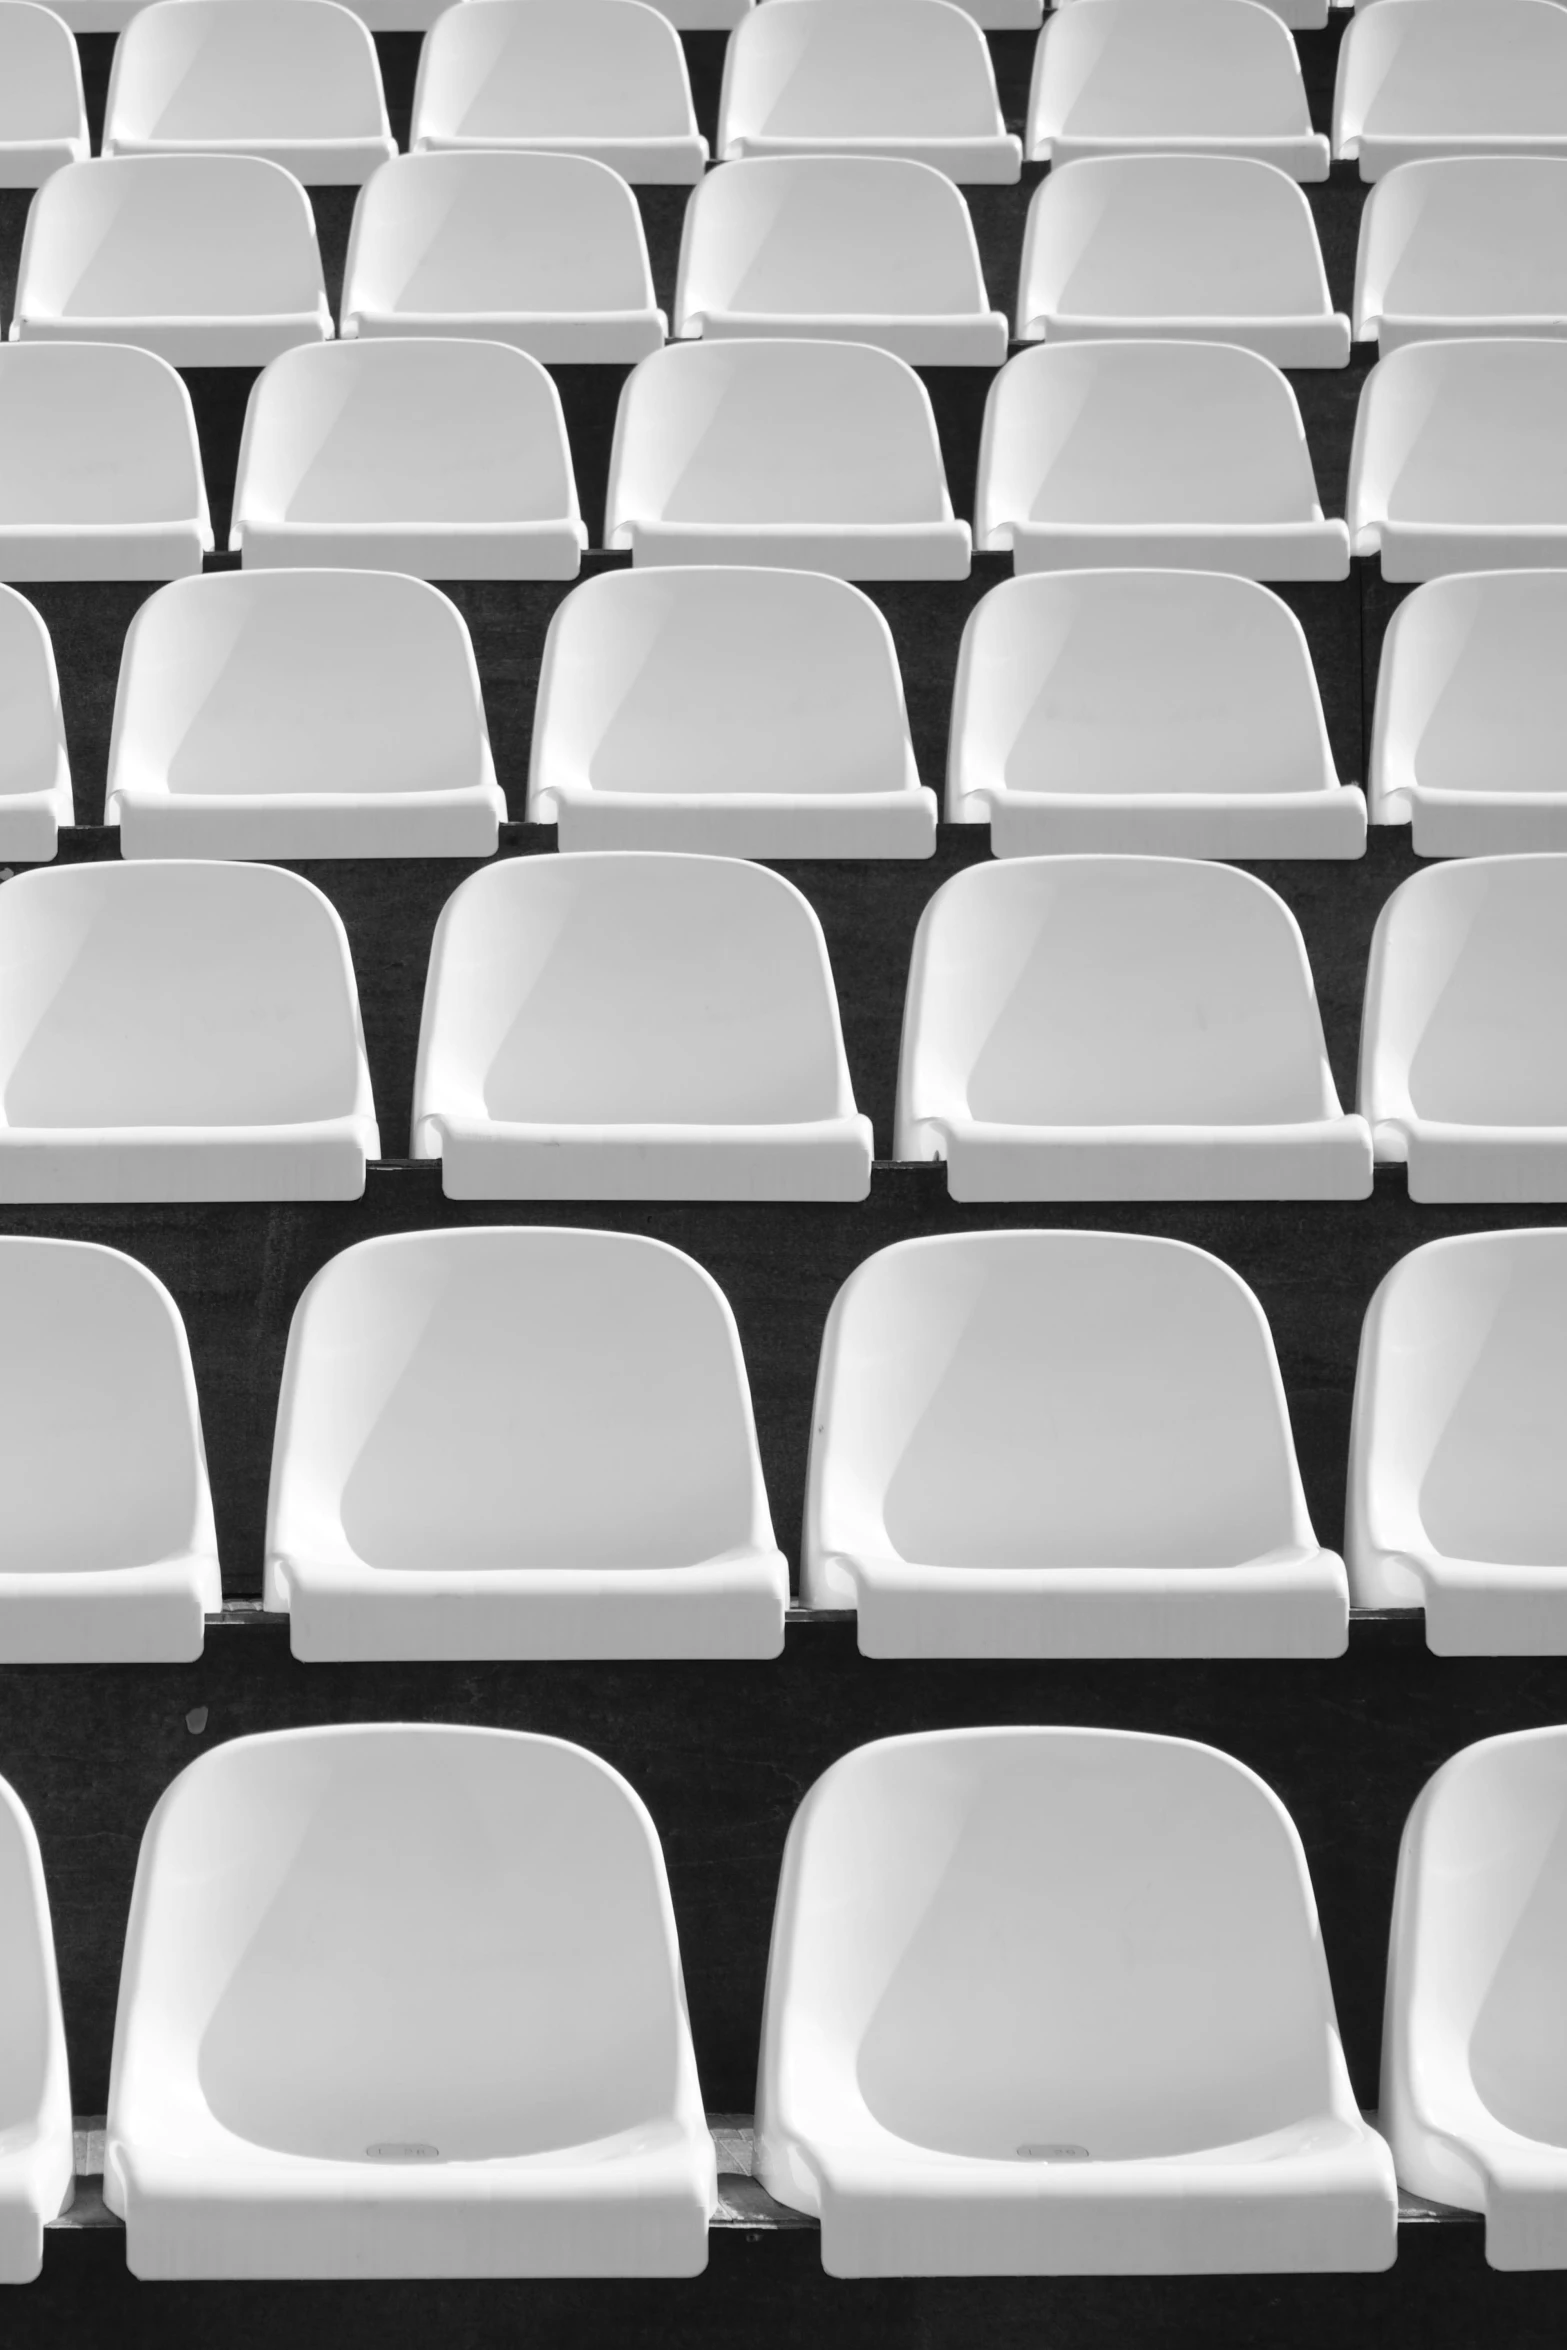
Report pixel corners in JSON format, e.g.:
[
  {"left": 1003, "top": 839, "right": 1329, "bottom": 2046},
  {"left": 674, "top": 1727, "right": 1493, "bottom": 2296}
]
[
  {"left": 0, "top": 341, "right": 208, "bottom": 580},
  {"left": 102, "top": 0, "right": 396, "bottom": 184},
  {"left": 1354, "top": 158, "right": 1567, "bottom": 350},
  {"left": 12, "top": 155, "right": 331, "bottom": 366},
  {"left": 340, "top": 151, "right": 666, "bottom": 360},
  {"left": 755, "top": 1728, "right": 1397, "bottom": 2273},
  {"left": 410, "top": 0, "right": 708, "bottom": 183},
  {"left": 674, "top": 156, "right": 1007, "bottom": 365},
  {"left": 265, "top": 1226, "right": 788, "bottom": 1658},
  {"left": 0, "top": 1, "right": 86, "bottom": 185},
  {"left": 947, "top": 570, "right": 1365, "bottom": 856},
  {"left": 1028, "top": 0, "right": 1329, "bottom": 178},
  {"left": 230, "top": 338, "right": 585, "bottom": 577},
  {"left": 412, "top": 851, "right": 873, "bottom": 1199},
  {"left": 105, "top": 1725, "right": 716, "bottom": 2276},
  {"left": 1017, "top": 156, "right": 1348, "bottom": 365},
  {"left": 896, "top": 855, "right": 1370, "bottom": 1199},
  {"left": 804, "top": 1232, "right": 1348, "bottom": 1655},
  {"left": 1349, "top": 1232, "right": 1567, "bottom": 1651},
  {"left": 1383, "top": 1729, "right": 1567, "bottom": 2262},
  {"left": 605, "top": 338, "right": 971, "bottom": 577},
  {"left": 528, "top": 566, "right": 936, "bottom": 855},
  {"left": 975, "top": 340, "right": 1349, "bottom": 578},
  {"left": 717, "top": 0, "right": 1021, "bottom": 182},
  {"left": 1370, "top": 571, "right": 1567, "bottom": 853},
  {"left": 1359, "top": 854, "right": 1567, "bottom": 1201},
  {"left": 0, "top": 861, "right": 378, "bottom": 1201},
  {"left": 1334, "top": 0, "right": 1567, "bottom": 179},
  {"left": 105, "top": 569, "right": 505, "bottom": 859}
]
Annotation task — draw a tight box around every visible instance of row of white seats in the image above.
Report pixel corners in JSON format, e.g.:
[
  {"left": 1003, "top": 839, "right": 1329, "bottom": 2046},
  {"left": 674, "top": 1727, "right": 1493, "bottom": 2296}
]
[
  {"left": 8, "top": 0, "right": 1567, "bottom": 191},
  {"left": 5, "top": 1721, "right": 1567, "bottom": 2278},
  {"left": 0, "top": 849, "right": 1563, "bottom": 1205},
  {"left": 16, "top": 149, "right": 1567, "bottom": 371},
  {"left": 11, "top": 563, "right": 1566, "bottom": 866},
  {"left": 4, "top": 1219, "right": 1564, "bottom": 1664},
  {"left": 8, "top": 330, "right": 1567, "bottom": 584}
]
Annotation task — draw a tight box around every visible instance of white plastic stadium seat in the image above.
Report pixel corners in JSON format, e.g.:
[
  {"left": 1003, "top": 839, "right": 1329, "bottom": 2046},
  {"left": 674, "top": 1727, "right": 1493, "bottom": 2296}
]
[
  {"left": 804, "top": 1231, "right": 1349, "bottom": 1656},
  {"left": 975, "top": 341, "right": 1349, "bottom": 578},
  {"left": 1334, "top": 0, "right": 1567, "bottom": 180},
  {"left": 948, "top": 571, "right": 1365, "bottom": 857},
  {"left": 103, "top": 0, "right": 396, "bottom": 184},
  {"left": 266, "top": 1227, "right": 789, "bottom": 1658},
  {"left": 410, "top": 0, "right": 708, "bottom": 184},
  {"left": 1017, "top": 157, "right": 1348, "bottom": 366},
  {"left": 528, "top": 567, "right": 935, "bottom": 855},
  {"left": 0, "top": 3, "right": 87, "bottom": 183},
  {"left": 755, "top": 1728, "right": 1397, "bottom": 2275},
  {"left": 0, "top": 1775, "right": 70, "bottom": 2278},
  {"left": 1369, "top": 572, "right": 1567, "bottom": 853},
  {"left": 0, "top": 861, "right": 378, "bottom": 1201},
  {"left": 717, "top": 0, "right": 1021, "bottom": 184},
  {"left": 1349, "top": 1231, "right": 1567, "bottom": 1649},
  {"left": 105, "top": 1725, "right": 717, "bottom": 2277},
  {"left": 413, "top": 852, "right": 873, "bottom": 1199},
  {"left": 605, "top": 339, "right": 970, "bottom": 577},
  {"left": 1053, "top": 0, "right": 1323, "bottom": 29},
  {"left": 896, "top": 855, "right": 1371, "bottom": 1200},
  {"left": 0, "top": 342, "right": 209, "bottom": 581},
  {"left": 106, "top": 570, "right": 505, "bottom": 859},
  {"left": 230, "top": 339, "right": 584, "bottom": 577},
  {"left": 341, "top": 152, "right": 665, "bottom": 360},
  {"left": 1354, "top": 159, "right": 1567, "bottom": 350},
  {"left": 1383, "top": 1728, "right": 1567, "bottom": 2261},
  {"left": 12, "top": 156, "right": 330, "bottom": 366},
  {"left": 1028, "top": 1, "right": 1329, "bottom": 180},
  {"left": 1360, "top": 854, "right": 1567, "bottom": 1200},
  {"left": 0, "top": 1239, "right": 220, "bottom": 1660},
  {"left": 674, "top": 157, "right": 1007, "bottom": 366},
  {"left": 1349, "top": 340, "right": 1567, "bottom": 579},
  {"left": 764, "top": 0, "right": 1038, "bottom": 33},
  {"left": 0, "top": 584, "right": 72, "bottom": 859}
]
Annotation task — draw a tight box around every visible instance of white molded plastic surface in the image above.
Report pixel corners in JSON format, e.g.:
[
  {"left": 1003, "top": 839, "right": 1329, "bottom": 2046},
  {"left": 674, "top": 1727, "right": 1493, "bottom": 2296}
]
[
  {"left": 610, "top": 0, "right": 753, "bottom": 31},
  {"left": 1383, "top": 1726, "right": 1567, "bottom": 2261},
  {"left": 1018, "top": 157, "right": 1348, "bottom": 365},
  {"left": 765, "top": 0, "right": 1039, "bottom": 32},
  {"left": 1354, "top": 159, "right": 1567, "bottom": 350},
  {"left": 755, "top": 1727, "right": 1398, "bottom": 2275},
  {"left": 674, "top": 157, "right": 1007, "bottom": 366},
  {"left": 266, "top": 1227, "right": 789, "bottom": 1659},
  {"left": 896, "top": 855, "right": 1371, "bottom": 1200},
  {"left": 717, "top": 0, "right": 1021, "bottom": 184},
  {"left": 1334, "top": 0, "right": 1567, "bottom": 178},
  {"left": 411, "top": 0, "right": 708, "bottom": 185},
  {"left": 0, "top": 585, "right": 71, "bottom": 860},
  {"left": 947, "top": 571, "right": 1365, "bottom": 857},
  {"left": 0, "top": 1776, "right": 70, "bottom": 2277},
  {"left": 1360, "top": 854, "right": 1567, "bottom": 1201},
  {"left": 1348, "top": 340, "right": 1567, "bottom": 579},
  {"left": 0, "top": 342, "right": 209, "bottom": 581},
  {"left": 0, "top": 1239, "right": 220, "bottom": 1660},
  {"left": 105, "top": 1724, "right": 717, "bottom": 2278},
  {"left": 528, "top": 567, "right": 935, "bottom": 855},
  {"left": 975, "top": 340, "right": 1349, "bottom": 578},
  {"left": 0, "top": 861, "right": 378, "bottom": 1202},
  {"left": 605, "top": 339, "right": 970, "bottom": 578},
  {"left": 103, "top": 0, "right": 396, "bottom": 184},
  {"left": 0, "top": 4, "right": 87, "bottom": 184},
  {"left": 12, "top": 156, "right": 331, "bottom": 366},
  {"left": 1370, "top": 572, "right": 1567, "bottom": 854},
  {"left": 804, "top": 1232, "right": 1349, "bottom": 1656},
  {"left": 230, "top": 338, "right": 584, "bottom": 578},
  {"left": 106, "top": 570, "right": 504, "bottom": 859},
  {"left": 1348, "top": 1231, "right": 1567, "bottom": 1649},
  {"left": 1054, "top": 0, "right": 1324, "bottom": 27},
  {"left": 413, "top": 852, "right": 873, "bottom": 1199},
  {"left": 1028, "top": 1, "right": 1330, "bottom": 179},
  {"left": 341, "top": 152, "right": 665, "bottom": 360}
]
